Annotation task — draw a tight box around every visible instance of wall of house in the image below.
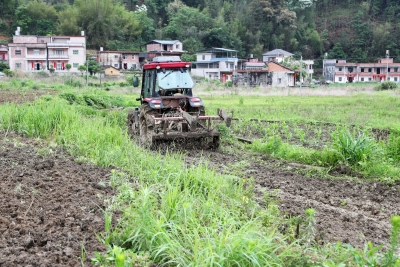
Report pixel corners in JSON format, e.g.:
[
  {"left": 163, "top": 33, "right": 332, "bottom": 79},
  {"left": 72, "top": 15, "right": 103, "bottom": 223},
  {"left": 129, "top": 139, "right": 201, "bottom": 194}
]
[
  {"left": 8, "top": 44, "right": 27, "bottom": 70},
  {"left": 191, "top": 68, "right": 219, "bottom": 79},
  {"left": 271, "top": 72, "right": 295, "bottom": 87},
  {"left": 121, "top": 53, "right": 140, "bottom": 70},
  {"left": 99, "top": 52, "right": 121, "bottom": 69},
  {"left": 196, "top": 53, "right": 213, "bottom": 61},
  {"left": 147, "top": 43, "right": 162, "bottom": 51}
]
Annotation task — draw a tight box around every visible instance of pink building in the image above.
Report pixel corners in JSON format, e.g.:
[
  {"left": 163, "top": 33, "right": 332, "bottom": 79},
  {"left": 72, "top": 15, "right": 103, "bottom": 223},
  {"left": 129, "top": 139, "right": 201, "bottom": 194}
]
[
  {"left": 335, "top": 58, "right": 400, "bottom": 83},
  {"left": 8, "top": 33, "right": 86, "bottom": 73}
]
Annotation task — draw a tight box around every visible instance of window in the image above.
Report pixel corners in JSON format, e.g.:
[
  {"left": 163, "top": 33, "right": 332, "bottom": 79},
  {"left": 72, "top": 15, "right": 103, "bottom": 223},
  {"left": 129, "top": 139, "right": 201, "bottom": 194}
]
[
  {"left": 388, "top": 68, "right": 391, "bottom": 72},
  {"left": 15, "top": 50, "right": 21, "bottom": 55},
  {"left": 114, "top": 64, "right": 119, "bottom": 68},
  {"left": 339, "top": 67, "right": 342, "bottom": 71},
  {"left": 361, "top": 68, "right": 364, "bottom": 72},
  {"left": 368, "top": 68, "right": 372, "bottom": 72},
  {"left": 73, "top": 63, "right": 79, "bottom": 68},
  {"left": 16, "top": 63, "right": 21, "bottom": 68},
  {"left": 56, "top": 63, "right": 62, "bottom": 70},
  {"left": 395, "top": 77, "right": 398, "bottom": 82},
  {"left": 361, "top": 78, "right": 364, "bottom": 81},
  {"left": 339, "top": 77, "right": 342, "bottom": 81},
  {"left": 114, "top": 55, "right": 118, "bottom": 59},
  {"left": 368, "top": 78, "right": 372, "bottom": 81},
  {"left": 132, "top": 55, "right": 136, "bottom": 60},
  {"left": 55, "top": 49, "right": 64, "bottom": 55},
  {"left": 278, "top": 78, "right": 281, "bottom": 84},
  {"left": 33, "top": 50, "right": 39, "bottom": 55},
  {"left": 73, "top": 50, "right": 79, "bottom": 55},
  {"left": 41, "top": 40, "right": 44, "bottom": 43},
  {"left": 176, "top": 44, "right": 179, "bottom": 49},
  {"left": 202, "top": 55, "right": 205, "bottom": 60},
  {"left": 123, "top": 55, "right": 128, "bottom": 59},
  {"left": 395, "top": 68, "right": 398, "bottom": 72}
]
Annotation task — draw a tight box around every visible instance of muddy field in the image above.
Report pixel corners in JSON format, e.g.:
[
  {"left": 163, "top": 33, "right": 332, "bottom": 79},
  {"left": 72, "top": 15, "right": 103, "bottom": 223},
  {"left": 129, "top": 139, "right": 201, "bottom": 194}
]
[
  {"left": 185, "top": 148, "right": 400, "bottom": 249},
  {"left": 1, "top": 88, "right": 400, "bottom": 266},
  {"left": 0, "top": 132, "right": 114, "bottom": 266}
]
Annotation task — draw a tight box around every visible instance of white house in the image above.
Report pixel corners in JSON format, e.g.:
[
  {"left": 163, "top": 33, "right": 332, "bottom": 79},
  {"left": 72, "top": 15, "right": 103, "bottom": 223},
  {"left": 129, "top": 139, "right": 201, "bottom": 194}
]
[
  {"left": 191, "top": 47, "right": 238, "bottom": 82},
  {"left": 262, "top": 49, "right": 293, "bottom": 63}
]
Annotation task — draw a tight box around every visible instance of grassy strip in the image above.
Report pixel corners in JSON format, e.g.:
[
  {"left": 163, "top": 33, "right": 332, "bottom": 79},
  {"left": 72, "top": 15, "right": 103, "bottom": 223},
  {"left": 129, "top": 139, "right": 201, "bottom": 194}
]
[{"left": 202, "top": 93, "right": 400, "bottom": 131}]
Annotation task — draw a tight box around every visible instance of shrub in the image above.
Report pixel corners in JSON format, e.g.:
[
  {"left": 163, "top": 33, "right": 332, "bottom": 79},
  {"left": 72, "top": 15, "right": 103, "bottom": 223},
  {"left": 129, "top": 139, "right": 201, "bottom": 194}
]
[
  {"left": 374, "top": 81, "right": 398, "bottom": 91},
  {"left": 332, "top": 130, "right": 379, "bottom": 166},
  {"left": 386, "top": 133, "right": 400, "bottom": 162},
  {"left": 36, "top": 71, "right": 49, "bottom": 77},
  {"left": 3, "top": 69, "right": 13, "bottom": 77}
]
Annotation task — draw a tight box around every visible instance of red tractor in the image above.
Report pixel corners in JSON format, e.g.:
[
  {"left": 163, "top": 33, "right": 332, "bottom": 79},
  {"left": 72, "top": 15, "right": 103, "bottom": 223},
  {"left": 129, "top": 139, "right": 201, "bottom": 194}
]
[{"left": 127, "top": 56, "right": 231, "bottom": 149}]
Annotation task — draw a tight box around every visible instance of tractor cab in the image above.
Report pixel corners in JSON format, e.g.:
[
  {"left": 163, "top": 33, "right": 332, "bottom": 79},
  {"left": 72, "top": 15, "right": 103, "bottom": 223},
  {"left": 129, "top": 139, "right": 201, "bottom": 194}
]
[{"left": 139, "top": 56, "right": 194, "bottom": 100}]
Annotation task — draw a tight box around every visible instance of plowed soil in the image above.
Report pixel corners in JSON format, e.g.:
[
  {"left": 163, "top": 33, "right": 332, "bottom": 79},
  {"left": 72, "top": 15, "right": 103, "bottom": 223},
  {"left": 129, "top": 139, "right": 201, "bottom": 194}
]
[
  {"left": 0, "top": 132, "right": 114, "bottom": 267},
  {"left": 184, "top": 148, "right": 400, "bottom": 249}
]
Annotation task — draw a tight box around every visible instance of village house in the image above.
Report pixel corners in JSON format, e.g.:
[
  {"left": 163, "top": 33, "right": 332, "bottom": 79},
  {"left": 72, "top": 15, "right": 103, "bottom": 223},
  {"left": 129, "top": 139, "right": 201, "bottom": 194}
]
[
  {"left": 262, "top": 49, "right": 293, "bottom": 63},
  {"left": 97, "top": 49, "right": 140, "bottom": 70},
  {"left": 267, "top": 61, "right": 296, "bottom": 87},
  {"left": 191, "top": 47, "right": 238, "bottom": 82},
  {"left": 146, "top": 40, "right": 184, "bottom": 60},
  {"left": 263, "top": 49, "right": 314, "bottom": 81},
  {"left": 8, "top": 28, "right": 86, "bottom": 73},
  {"left": 334, "top": 58, "right": 400, "bottom": 83},
  {"left": 102, "top": 65, "right": 120, "bottom": 76},
  {"left": 233, "top": 56, "right": 269, "bottom": 86},
  {"left": 0, "top": 44, "right": 8, "bottom": 63},
  {"left": 322, "top": 59, "right": 336, "bottom": 82}
]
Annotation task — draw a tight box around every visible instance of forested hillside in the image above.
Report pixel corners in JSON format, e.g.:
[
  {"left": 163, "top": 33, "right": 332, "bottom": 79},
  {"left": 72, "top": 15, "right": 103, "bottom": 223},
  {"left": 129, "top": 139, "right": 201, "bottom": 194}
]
[{"left": 1, "top": 0, "right": 399, "bottom": 66}]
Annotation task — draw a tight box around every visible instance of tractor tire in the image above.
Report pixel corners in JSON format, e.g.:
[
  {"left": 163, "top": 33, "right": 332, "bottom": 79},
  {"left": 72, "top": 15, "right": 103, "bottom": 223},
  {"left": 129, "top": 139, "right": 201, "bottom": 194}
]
[
  {"left": 139, "top": 103, "right": 156, "bottom": 146},
  {"left": 127, "top": 110, "right": 139, "bottom": 138}
]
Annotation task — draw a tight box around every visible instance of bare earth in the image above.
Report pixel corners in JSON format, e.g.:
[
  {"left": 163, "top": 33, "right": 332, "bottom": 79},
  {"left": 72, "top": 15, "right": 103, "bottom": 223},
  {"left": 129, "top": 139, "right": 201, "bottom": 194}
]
[
  {"left": 1, "top": 88, "right": 399, "bottom": 266},
  {"left": 184, "top": 148, "right": 400, "bottom": 248}
]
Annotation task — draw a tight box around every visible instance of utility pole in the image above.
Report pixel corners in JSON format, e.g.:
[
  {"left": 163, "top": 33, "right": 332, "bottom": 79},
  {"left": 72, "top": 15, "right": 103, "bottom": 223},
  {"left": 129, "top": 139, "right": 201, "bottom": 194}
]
[
  {"left": 300, "top": 56, "right": 302, "bottom": 95},
  {"left": 386, "top": 50, "right": 389, "bottom": 82}
]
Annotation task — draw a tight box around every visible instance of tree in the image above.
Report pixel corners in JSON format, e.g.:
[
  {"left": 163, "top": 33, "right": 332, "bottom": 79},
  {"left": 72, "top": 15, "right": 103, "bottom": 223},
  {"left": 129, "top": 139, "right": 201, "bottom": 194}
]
[
  {"left": 164, "top": 4, "right": 212, "bottom": 52},
  {"left": 58, "top": 0, "right": 141, "bottom": 48},
  {"left": 86, "top": 60, "right": 101, "bottom": 76},
  {"left": 78, "top": 64, "right": 87, "bottom": 76},
  {"left": 66, "top": 63, "right": 72, "bottom": 83},
  {"left": 328, "top": 42, "right": 347, "bottom": 59},
  {"left": 13, "top": 1, "right": 58, "bottom": 35},
  {"left": 181, "top": 54, "right": 196, "bottom": 62}
]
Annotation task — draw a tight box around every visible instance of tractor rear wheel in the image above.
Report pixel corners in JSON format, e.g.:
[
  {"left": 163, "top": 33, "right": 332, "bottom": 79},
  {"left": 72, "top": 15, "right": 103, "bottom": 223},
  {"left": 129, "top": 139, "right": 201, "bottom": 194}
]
[
  {"left": 139, "top": 104, "right": 156, "bottom": 146},
  {"left": 127, "top": 110, "right": 139, "bottom": 138}
]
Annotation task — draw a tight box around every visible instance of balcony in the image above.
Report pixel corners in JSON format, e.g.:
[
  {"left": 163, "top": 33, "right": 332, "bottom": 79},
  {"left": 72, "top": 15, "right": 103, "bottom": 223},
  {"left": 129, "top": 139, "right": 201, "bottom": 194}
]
[
  {"left": 26, "top": 54, "right": 47, "bottom": 59},
  {"left": 48, "top": 54, "right": 69, "bottom": 59},
  {"left": 47, "top": 42, "right": 84, "bottom": 47}
]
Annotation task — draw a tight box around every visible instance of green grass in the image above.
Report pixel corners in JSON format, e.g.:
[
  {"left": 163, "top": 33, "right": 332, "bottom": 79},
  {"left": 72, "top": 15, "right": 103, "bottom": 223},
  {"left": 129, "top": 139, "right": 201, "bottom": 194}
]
[{"left": 202, "top": 93, "right": 400, "bottom": 131}]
